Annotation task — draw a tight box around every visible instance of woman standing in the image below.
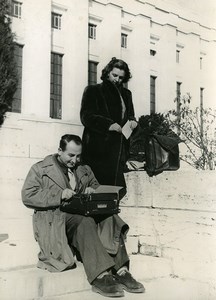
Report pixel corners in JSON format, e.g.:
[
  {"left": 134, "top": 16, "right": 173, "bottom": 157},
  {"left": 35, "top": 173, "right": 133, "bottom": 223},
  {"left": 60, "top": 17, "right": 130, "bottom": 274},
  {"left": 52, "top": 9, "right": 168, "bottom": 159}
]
[{"left": 80, "top": 58, "right": 137, "bottom": 188}]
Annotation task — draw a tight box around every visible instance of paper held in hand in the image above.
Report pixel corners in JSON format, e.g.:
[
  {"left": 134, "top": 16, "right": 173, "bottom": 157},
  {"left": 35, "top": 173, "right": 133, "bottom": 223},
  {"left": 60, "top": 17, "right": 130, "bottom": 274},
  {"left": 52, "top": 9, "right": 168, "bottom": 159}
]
[{"left": 122, "top": 120, "right": 133, "bottom": 139}]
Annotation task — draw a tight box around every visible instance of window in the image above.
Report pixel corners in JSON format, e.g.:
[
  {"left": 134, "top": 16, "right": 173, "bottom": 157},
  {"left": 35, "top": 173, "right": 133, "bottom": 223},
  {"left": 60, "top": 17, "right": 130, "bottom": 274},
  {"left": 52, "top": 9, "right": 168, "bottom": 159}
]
[
  {"left": 176, "top": 82, "right": 182, "bottom": 133},
  {"left": 121, "top": 33, "right": 127, "bottom": 48},
  {"left": 176, "top": 50, "right": 180, "bottom": 63},
  {"left": 88, "top": 23, "right": 96, "bottom": 39},
  {"left": 150, "top": 49, "right": 156, "bottom": 56},
  {"left": 150, "top": 76, "right": 156, "bottom": 114},
  {"left": 176, "top": 82, "right": 181, "bottom": 116},
  {"left": 200, "top": 57, "right": 203, "bottom": 69},
  {"left": 50, "top": 52, "right": 63, "bottom": 119},
  {"left": 200, "top": 88, "right": 204, "bottom": 137},
  {"left": 200, "top": 88, "right": 204, "bottom": 110},
  {"left": 11, "top": 44, "right": 23, "bottom": 113},
  {"left": 12, "top": 1, "right": 22, "bottom": 19},
  {"left": 88, "top": 61, "right": 98, "bottom": 86},
  {"left": 51, "top": 12, "right": 62, "bottom": 30}
]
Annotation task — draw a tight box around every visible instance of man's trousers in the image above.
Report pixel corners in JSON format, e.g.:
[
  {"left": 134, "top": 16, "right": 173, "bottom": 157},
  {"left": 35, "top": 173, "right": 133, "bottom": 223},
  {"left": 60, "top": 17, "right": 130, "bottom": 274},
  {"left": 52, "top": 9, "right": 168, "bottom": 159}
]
[{"left": 66, "top": 214, "right": 129, "bottom": 283}]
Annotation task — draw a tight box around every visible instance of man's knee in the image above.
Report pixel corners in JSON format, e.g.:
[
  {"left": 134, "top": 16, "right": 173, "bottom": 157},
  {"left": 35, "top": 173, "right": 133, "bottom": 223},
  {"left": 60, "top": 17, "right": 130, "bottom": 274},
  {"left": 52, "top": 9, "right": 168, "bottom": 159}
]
[{"left": 77, "top": 216, "right": 96, "bottom": 232}]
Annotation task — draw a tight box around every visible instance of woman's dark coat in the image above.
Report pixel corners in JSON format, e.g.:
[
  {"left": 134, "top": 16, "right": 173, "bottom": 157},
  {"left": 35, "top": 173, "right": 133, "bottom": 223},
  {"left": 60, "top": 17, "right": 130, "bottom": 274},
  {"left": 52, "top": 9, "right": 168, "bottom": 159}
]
[{"left": 80, "top": 80, "right": 136, "bottom": 187}]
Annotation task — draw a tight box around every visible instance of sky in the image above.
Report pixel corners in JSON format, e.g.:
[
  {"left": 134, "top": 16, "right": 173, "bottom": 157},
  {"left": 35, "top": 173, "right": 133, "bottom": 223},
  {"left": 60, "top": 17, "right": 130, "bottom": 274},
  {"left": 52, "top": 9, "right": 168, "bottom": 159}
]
[{"left": 146, "top": 0, "right": 216, "bottom": 28}]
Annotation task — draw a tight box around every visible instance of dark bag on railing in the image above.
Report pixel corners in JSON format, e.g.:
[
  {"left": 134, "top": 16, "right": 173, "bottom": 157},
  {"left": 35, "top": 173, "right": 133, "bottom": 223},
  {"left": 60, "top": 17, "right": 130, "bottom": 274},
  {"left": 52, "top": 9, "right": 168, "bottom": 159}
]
[{"left": 144, "top": 134, "right": 181, "bottom": 177}]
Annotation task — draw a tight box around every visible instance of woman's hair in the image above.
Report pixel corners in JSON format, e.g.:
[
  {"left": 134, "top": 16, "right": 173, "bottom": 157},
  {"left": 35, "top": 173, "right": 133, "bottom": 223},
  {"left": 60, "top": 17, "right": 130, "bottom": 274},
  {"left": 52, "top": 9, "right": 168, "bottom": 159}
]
[
  {"left": 100, "top": 57, "right": 132, "bottom": 83},
  {"left": 59, "top": 134, "right": 82, "bottom": 151}
]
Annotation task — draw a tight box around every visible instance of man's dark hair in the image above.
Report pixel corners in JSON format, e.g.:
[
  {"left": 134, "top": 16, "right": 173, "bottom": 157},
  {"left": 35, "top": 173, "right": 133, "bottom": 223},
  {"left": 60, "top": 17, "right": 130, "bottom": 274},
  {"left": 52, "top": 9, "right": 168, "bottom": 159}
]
[
  {"left": 100, "top": 57, "right": 132, "bottom": 83},
  {"left": 59, "top": 134, "right": 82, "bottom": 151}
]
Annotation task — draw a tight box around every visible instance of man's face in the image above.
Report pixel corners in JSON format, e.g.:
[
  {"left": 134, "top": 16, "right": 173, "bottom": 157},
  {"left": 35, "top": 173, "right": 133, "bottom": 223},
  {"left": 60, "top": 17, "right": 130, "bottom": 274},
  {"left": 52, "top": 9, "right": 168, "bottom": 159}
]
[
  {"left": 58, "top": 140, "right": 82, "bottom": 169},
  {"left": 108, "top": 67, "right": 125, "bottom": 86}
]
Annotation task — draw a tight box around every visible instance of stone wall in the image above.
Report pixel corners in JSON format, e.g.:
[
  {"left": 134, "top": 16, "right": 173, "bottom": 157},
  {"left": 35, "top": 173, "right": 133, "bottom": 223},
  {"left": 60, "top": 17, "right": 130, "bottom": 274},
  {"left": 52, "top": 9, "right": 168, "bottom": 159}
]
[
  {"left": 1, "top": 168, "right": 216, "bottom": 299},
  {"left": 124, "top": 170, "right": 216, "bottom": 212},
  {"left": 1, "top": 158, "right": 215, "bottom": 217}
]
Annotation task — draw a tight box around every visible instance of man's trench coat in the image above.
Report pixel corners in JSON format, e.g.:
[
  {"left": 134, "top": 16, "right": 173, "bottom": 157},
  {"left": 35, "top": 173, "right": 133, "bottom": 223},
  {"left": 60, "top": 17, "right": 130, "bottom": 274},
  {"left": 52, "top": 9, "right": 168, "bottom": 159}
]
[{"left": 22, "top": 154, "right": 129, "bottom": 272}]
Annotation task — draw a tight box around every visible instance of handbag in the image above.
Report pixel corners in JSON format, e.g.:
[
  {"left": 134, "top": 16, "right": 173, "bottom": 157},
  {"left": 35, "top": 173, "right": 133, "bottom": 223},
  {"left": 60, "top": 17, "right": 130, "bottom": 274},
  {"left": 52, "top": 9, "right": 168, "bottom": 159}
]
[{"left": 144, "top": 134, "right": 181, "bottom": 177}]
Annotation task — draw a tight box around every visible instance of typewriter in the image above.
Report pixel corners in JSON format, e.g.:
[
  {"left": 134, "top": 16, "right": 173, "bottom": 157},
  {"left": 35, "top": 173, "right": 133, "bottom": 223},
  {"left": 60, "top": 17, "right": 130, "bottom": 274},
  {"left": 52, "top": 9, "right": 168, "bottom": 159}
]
[{"left": 60, "top": 185, "right": 126, "bottom": 216}]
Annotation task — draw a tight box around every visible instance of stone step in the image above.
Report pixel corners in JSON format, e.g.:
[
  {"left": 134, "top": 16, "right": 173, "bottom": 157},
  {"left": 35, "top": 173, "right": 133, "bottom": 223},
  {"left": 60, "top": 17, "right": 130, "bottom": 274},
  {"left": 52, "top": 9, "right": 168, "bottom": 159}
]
[
  {"left": 34, "top": 277, "right": 214, "bottom": 300},
  {"left": 0, "top": 263, "right": 90, "bottom": 300},
  {"left": 0, "top": 255, "right": 172, "bottom": 300},
  {"left": 0, "top": 240, "right": 38, "bottom": 270},
  {"left": 0, "top": 215, "right": 139, "bottom": 269},
  {"left": 40, "top": 288, "right": 146, "bottom": 300},
  {"left": 2, "top": 206, "right": 216, "bottom": 271},
  {"left": 0, "top": 234, "right": 139, "bottom": 270},
  {"left": 1, "top": 162, "right": 216, "bottom": 212}
]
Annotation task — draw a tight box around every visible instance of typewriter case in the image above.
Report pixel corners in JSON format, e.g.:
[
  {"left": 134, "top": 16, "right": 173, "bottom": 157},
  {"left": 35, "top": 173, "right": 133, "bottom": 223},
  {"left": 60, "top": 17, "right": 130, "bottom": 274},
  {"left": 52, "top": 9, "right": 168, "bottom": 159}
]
[{"left": 60, "top": 185, "right": 126, "bottom": 216}]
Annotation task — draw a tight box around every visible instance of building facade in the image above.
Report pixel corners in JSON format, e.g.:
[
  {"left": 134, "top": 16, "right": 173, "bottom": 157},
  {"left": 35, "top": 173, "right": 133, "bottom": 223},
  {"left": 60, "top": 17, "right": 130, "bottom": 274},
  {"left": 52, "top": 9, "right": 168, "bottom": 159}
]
[{"left": 1, "top": 0, "right": 216, "bottom": 160}]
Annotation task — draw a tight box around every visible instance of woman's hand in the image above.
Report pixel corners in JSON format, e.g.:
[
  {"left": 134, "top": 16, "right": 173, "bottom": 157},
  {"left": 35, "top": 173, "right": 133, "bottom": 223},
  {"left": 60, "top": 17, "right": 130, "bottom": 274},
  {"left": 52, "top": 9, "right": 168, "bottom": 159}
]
[
  {"left": 109, "top": 123, "right": 122, "bottom": 133},
  {"left": 129, "top": 120, "right": 138, "bottom": 130}
]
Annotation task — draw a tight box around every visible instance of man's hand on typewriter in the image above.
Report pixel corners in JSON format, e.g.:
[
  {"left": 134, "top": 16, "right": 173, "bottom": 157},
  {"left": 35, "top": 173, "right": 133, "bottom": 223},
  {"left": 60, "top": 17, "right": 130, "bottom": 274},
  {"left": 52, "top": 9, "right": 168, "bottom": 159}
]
[
  {"left": 61, "top": 188, "right": 76, "bottom": 201},
  {"left": 84, "top": 187, "right": 96, "bottom": 194}
]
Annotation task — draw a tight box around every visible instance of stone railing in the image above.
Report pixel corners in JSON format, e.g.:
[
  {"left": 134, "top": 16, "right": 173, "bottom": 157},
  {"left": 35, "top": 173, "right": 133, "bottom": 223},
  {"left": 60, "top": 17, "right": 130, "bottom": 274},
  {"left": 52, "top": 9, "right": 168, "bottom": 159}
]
[{"left": 123, "top": 170, "right": 216, "bottom": 212}]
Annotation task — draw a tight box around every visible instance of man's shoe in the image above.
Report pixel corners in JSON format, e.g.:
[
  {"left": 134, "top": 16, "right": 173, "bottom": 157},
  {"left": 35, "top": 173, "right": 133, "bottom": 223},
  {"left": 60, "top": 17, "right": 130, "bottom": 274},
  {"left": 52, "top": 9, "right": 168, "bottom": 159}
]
[
  {"left": 92, "top": 274, "right": 124, "bottom": 297},
  {"left": 115, "top": 271, "right": 145, "bottom": 293}
]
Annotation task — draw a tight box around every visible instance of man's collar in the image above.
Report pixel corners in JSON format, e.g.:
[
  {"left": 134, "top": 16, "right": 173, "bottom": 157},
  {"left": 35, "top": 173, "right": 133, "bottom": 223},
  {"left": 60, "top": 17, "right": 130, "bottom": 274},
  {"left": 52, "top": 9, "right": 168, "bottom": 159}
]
[{"left": 56, "top": 155, "right": 68, "bottom": 174}]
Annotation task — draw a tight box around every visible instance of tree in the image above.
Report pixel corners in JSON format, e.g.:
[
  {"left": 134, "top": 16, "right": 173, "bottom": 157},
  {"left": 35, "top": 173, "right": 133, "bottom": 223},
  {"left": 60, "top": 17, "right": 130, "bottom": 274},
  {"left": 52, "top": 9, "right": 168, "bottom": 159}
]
[
  {"left": 0, "top": 0, "right": 18, "bottom": 126},
  {"left": 165, "top": 94, "right": 216, "bottom": 170}
]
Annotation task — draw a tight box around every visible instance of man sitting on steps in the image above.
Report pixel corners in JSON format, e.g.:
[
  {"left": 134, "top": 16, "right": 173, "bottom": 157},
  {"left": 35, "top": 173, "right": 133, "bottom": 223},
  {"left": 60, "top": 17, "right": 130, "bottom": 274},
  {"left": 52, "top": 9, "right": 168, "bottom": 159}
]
[{"left": 22, "top": 134, "right": 145, "bottom": 297}]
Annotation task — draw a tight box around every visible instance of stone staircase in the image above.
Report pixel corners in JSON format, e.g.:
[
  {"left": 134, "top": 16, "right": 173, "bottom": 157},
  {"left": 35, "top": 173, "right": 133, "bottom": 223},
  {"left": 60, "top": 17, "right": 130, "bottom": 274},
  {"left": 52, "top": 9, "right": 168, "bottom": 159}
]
[
  {"left": 0, "top": 253, "right": 173, "bottom": 300},
  {"left": 1, "top": 166, "right": 216, "bottom": 299}
]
